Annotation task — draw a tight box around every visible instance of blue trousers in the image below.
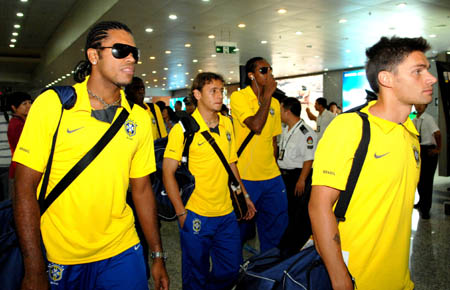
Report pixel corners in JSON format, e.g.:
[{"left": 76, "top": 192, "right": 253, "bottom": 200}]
[
  {"left": 179, "top": 211, "right": 242, "bottom": 290},
  {"left": 240, "top": 175, "right": 288, "bottom": 253},
  {"left": 47, "top": 243, "right": 148, "bottom": 290}
]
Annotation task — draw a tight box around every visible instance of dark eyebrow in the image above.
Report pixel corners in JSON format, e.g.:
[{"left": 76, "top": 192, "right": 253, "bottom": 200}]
[{"left": 411, "top": 63, "right": 430, "bottom": 69}]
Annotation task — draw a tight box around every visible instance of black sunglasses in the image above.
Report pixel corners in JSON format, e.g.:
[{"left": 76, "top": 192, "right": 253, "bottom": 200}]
[
  {"left": 98, "top": 43, "right": 140, "bottom": 62},
  {"left": 259, "top": 66, "right": 273, "bottom": 74}
]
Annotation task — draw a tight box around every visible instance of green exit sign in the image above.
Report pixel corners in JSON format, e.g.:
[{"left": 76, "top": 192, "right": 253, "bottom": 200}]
[{"left": 215, "top": 41, "right": 238, "bottom": 54}]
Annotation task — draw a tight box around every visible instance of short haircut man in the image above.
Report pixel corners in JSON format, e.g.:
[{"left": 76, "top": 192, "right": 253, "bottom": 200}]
[
  {"left": 230, "top": 57, "right": 288, "bottom": 252},
  {"left": 309, "top": 36, "right": 436, "bottom": 289},
  {"left": 13, "top": 21, "right": 168, "bottom": 289},
  {"left": 125, "top": 77, "right": 167, "bottom": 140},
  {"left": 277, "top": 97, "right": 317, "bottom": 253},
  {"left": 306, "top": 97, "right": 335, "bottom": 140},
  {"left": 174, "top": 100, "right": 182, "bottom": 112},
  {"left": 163, "top": 72, "right": 255, "bottom": 289}
]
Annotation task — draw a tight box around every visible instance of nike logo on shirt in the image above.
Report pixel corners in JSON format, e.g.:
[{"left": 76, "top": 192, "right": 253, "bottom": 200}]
[
  {"left": 67, "top": 127, "right": 84, "bottom": 133},
  {"left": 374, "top": 152, "right": 390, "bottom": 159}
]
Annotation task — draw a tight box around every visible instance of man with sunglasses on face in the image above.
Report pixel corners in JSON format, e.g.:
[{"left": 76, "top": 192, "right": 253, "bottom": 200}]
[
  {"left": 13, "top": 21, "right": 169, "bottom": 290},
  {"left": 230, "top": 57, "right": 288, "bottom": 253}
]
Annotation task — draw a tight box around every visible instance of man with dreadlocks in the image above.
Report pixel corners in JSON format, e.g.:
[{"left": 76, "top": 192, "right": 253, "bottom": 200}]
[{"left": 13, "top": 21, "right": 169, "bottom": 289}]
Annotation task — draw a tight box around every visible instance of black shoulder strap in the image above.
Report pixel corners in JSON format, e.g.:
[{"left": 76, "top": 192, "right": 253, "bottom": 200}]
[
  {"left": 38, "top": 87, "right": 132, "bottom": 215},
  {"left": 237, "top": 131, "right": 255, "bottom": 157},
  {"left": 177, "top": 112, "right": 199, "bottom": 163},
  {"left": 148, "top": 103, "right": 162, "bottom": 138},
  {"left": 201, "top": 131, "right": 239, "bottom": 186},
  {"left": 334, "top": 111, "right": 370, "bottom": 221}
]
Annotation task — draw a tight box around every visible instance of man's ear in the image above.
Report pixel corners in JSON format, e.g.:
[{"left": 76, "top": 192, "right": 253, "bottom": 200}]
[
  {"left": 247, "top": 72, "right": 254, "bottom": 81},
  {"left": 11, "top": 105, "right": 17, "bottom": 113},
  {"left": 378, "top": 71, "right": 393, "bottom": 89},
  {"left": 193, "top": 89, "right": 202, "bottom": 102},
  {"left": 87, "top": 48, "right": 99, "bottom": 65}
]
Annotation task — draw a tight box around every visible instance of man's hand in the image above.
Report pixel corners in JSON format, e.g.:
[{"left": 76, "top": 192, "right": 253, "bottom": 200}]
[
  {"left": 243, "top": 197, "right": 257, "bottom": 220},
  {"left": 261, "top": 75, "right": 277, "bottom": 103},
  {"left": 21, "top": 270, "right": 49, "bottom": 290},
  {"left": 178, "top": 213, "right": 187, "bottom": 229},
  {"left": 151, "top": 259, "right": 169, "bottom": 290},
  {"left": 295, "top": 179, "right": 306, "bottom": 196}
]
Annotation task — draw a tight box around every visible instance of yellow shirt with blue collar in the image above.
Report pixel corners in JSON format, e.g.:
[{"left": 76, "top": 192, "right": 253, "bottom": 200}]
[
  {"left": 13, "top": 77, "right": 155, "bottom": 265},
  {"left": 312, "top": 101, "right": 419, "bottom": 290},
  {"left": 164, "top": 109, "right": 237, "bottom": 217}
]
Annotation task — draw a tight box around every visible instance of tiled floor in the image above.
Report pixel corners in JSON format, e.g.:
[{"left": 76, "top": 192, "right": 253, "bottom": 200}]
[{"left": 151, "top": 175, "right": 450, "bottom": 289}]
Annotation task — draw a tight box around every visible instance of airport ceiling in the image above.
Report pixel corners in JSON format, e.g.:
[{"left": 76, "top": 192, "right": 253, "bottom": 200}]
[{"left": 1, "top": 0, "right": 450, "bottom": 94}]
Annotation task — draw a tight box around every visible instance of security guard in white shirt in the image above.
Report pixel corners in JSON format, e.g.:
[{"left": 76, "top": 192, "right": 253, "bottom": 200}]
[{"left": 277, "top": 97, "right": 317, "bottom": 253}]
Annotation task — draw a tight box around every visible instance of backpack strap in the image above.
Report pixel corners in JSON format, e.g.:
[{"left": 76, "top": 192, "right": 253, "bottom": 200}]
[
  {"left": 237, "top": 131, "right": 255, "bottom": 158},
  {"left": 176, "top": 112, "right": 199, "bottom": 164},
  {"left": 334, "top": 111, "right": 371, "bottom": 221}
]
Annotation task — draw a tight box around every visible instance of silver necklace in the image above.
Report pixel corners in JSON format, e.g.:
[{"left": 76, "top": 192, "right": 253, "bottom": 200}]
[{"left": 87, "top": 89, "right": 120, "bottom": 109}]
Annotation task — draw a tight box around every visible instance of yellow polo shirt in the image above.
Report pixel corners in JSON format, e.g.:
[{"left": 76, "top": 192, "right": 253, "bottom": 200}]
[
  {"left": 230, "top": 86, "right": 282, "bottom": 180},
  {"left": 164, "top": 109, "right": 236, "bottom": 216},
  {"left": 312, "top": 102, "right": 419, "bottom": 290},
  {"left": 13, "top": 78, "right": 155, "bottom": 265},
  {"left": 144, "top": 103, "right": 167, "bottom": 140}
]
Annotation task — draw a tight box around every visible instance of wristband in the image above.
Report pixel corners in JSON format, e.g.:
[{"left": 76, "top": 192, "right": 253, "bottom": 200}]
[
  {"left": 176, "top": 210, "right": 187, "bottom": 217},
  {"left": 151, "top": 251, "right": 168, "bottom": 261}
]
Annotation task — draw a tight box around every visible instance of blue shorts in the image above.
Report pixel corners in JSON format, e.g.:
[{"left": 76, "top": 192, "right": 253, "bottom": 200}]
[{"left": 47, "top": 243, "right": 148, "bottom": 290}]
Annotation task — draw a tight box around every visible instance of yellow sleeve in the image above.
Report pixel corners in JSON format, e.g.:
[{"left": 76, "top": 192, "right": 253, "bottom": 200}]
[
  {"left": 230, "top": 90, "right": 254, "bottom": 127},
  {"left": 154, "top": 105, "right": 168, "bottom": 138},
  {"left": 13, "top": 90, "right": 61, "bottom": 173},
  {"left": 272, "top": 98, "right": 282, "bottom": 137},
  {"left": 312, "top": 113, "right": 363, "bottom": 191},
  {"left": 130, "top": 109, "right": 155, "bottom": 178},
  {"left": 163, "top": 123, "right": 184, "bottom": 161},
  {"left": 227, "top": 118, "right": 238, "bottom": 163}
]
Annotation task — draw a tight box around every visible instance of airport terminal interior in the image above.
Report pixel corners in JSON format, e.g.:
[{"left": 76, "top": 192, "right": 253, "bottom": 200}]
[{"left": 1, "top": 0, "right": 449, "bottom": 289}]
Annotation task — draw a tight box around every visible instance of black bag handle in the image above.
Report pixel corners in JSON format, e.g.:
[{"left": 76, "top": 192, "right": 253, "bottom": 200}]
[
  {"left": 148, "top": 103, "right": 162, "bottom": 138},
  {"left": 237, "top": 131, "right": 255, "bottom": 157},
  {"left": 39, "top": 105, "right": 132, "bottom": 215},
  {"left": 334, "top": 111, "right": 371, "bottom": 221}
]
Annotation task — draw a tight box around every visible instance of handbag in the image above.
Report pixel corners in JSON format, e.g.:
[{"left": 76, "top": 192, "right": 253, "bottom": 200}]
[
  {"left": 200, "top": 131, "right": 248, "bottom": 220},
  {"left": 0, "top": 86, "right": 132, "bottom": 290},
  {"left": 236, "top": 111, "right": 370, "bottom": 289}
]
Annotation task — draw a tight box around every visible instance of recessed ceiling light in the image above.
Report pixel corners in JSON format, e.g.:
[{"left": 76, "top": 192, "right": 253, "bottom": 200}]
[
  {"left": 228, "top": 77, "right": 232, "bottom": 80},
  {"left": 429, "top": 34, "right": 437, "bottom": 38},
  {"left": 16, "top": 12, "right": 24, "bottom": 17},
  {"left": 346, "top": 49, "right": 351, "bottom": 53},
  {"left": 324, "top": 68, "right": 329, "bottom": 71},
  {"left": 185, "top": 72, "right": 189, "bottom": 75},
  {"left": 397, "top": 3, "right": 407, "bottom": 8},
  {"left": 61, "top": 76, "right": 66, "bottom": 79},
  {"left": 185, "top": 43, "right": 191, "bottom": 47},
  {"left": 177, "top": 63, "right": 182, "bottom": 67},
  {"left": 66, "top": 73, "right": 70, "bottom": 76},
  {"left": 447, "top": 51, "right": 450, "bottom": 55},
  {"left": 145, "top": 81, "right": 149, "bottom": 84},
  {"left": 198, "top": 69, "right": 203, "bottom": 72},
  {"left": 11, "top": 39, "right": 17, "bottom": 43},
  {"left": 230, "top": 71, "right": 234, "bottom": 74},
  {"left": 185, "top": 84, "right": 189, "bottom": 87},
  {"left": 261, "top": 40, "right": 268, "bottom": 44},
  {"left": 14, "top": 24, "right": 21, "bottom": 29},
  {"left": 152, "top": 71, "right": 157, "bottom": 74},
  {"left": 277, "top": 8, "right": 287, "bottom": 14},
  {"left": 208, "top": 35, "right": 215, "bottom": 39},
  {"left": 12, "top": 32, "right": 18, "bottom": 36},
  {"left": 174, "top": 74, "right": 177, "bottom": 78},
  {"left": 295, "top": 31, "right": 302, "bottom": 35},
  {"left": 142, "top": 73, "right": 146, "bottom": 76},
  {"left": 149, "top": 56, "right": 156, "bottom": 60},
  {"left": 164, "top": 68, "right": 168, "bottom": 70},
  {"left": 147, "top": 86, "right": 151, "bottom": 89},
  {"left": 145, "top": 28, "right": 153, "bottom": 33},
  {"left": 314, "top": 56, "right": 320, "bottom": 58},
  {"left": 163, "top": 84, "right": 166, "bottom": 86},
  {"left": 154, "top": 79, "right": 158, "bottom": 82},
  {"left": 155, "top": 85, "right": 158, "bottom": 88},
  {"left": 162, "top": 88, "right": 165, "bottom": 90},
  {"left": 137, "top": 61, "right": 142, "bottom": 64},
  {"left": 228, "top": 82, "right": 231, "bottom": 84},
  {"left": 165, "top": 50, "right": 171, "bottom": 54},
  {"left": 211, "top": 54, "right": 216, "bottom": 57},
  {"left": 163, "top": 77, "right": 167, "bottom": 80},
  {"left": 238, "top": 23, "right": 246, "bottom": 28},
  {"left": 9, "top": 44, "right": 15, "bottom": 48},
  {"left": 58, "top": 78, "right": 62, "bottom": 81},
  {"left": 169, "top": 14, "right": 177, "bottom": 20},
  {"left": 202, "top": 0, "right": 210, "bottom": 2},
  {"left": 192, "top": 59, "right": 198, "bottom": 63},
  {"left": 348, "top": 65, "right": 353, "bottom": 68},
  {"left": 190, "top": 78, "right": 194, "bottom": 81},
  {"left": 338, "top": 19, "right": 347, "bottom": 23}
]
